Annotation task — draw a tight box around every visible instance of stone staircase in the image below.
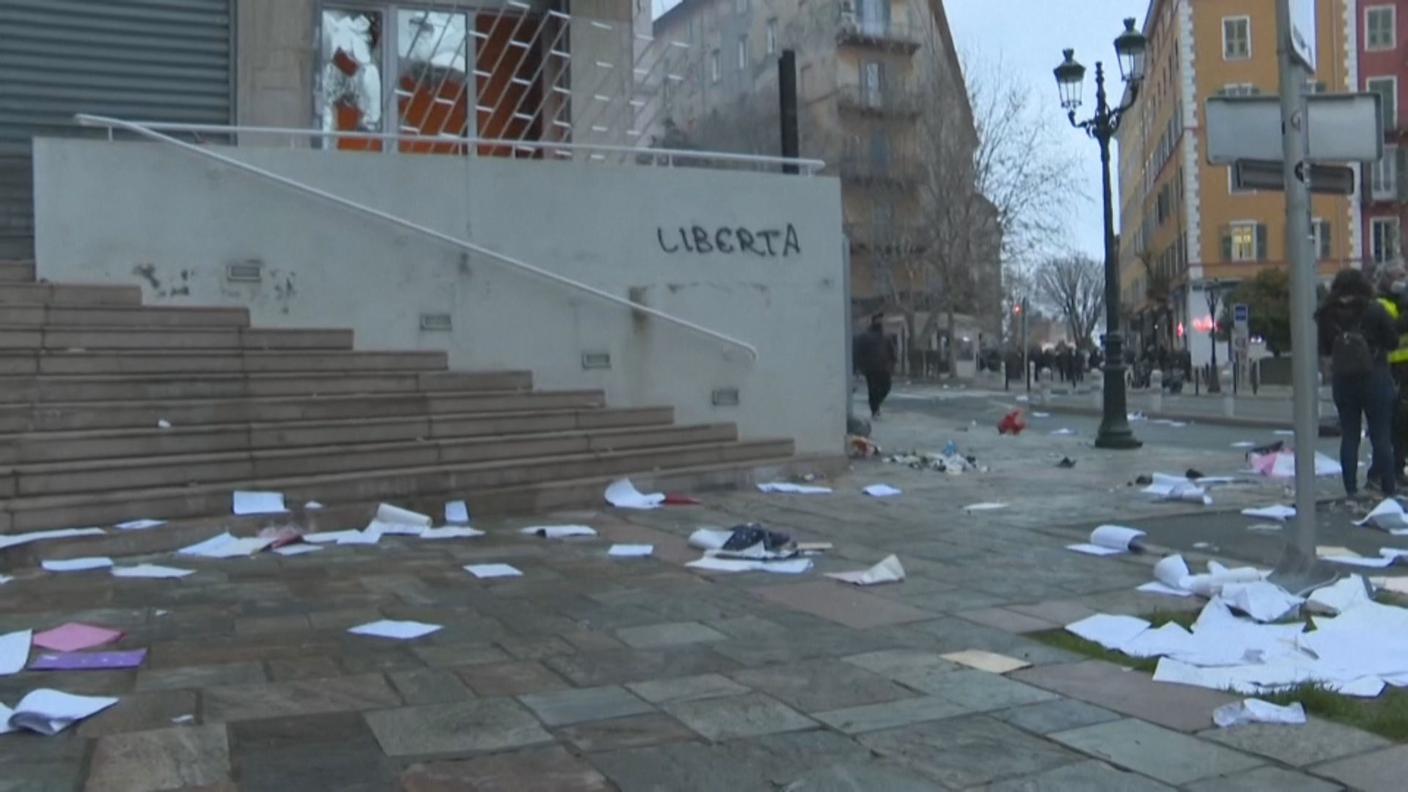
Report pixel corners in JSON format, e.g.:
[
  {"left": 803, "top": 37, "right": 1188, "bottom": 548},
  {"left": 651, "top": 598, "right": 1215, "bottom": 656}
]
[{"left": 0, "top": 261, "right": 798, "bottom": 533}]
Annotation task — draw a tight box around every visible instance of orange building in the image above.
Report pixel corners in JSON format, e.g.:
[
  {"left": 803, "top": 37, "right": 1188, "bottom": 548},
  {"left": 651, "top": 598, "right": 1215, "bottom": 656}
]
[{"left": 1116, "top": 0, "right": 1359, "bottom": 365}]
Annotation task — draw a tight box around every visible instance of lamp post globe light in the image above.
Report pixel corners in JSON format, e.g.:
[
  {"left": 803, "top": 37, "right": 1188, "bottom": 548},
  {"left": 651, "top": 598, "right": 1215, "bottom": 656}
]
[{"left": 1053, "top": 18, "right": 1147, "bottom": 450}]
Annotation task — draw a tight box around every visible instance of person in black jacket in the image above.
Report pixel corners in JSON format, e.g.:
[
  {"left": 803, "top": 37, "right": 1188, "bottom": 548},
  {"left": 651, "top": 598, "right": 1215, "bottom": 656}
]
[
  {"left": 1316, "top": 268, "right": 1400, "bottom": 497},
  {"left": 853, "top": 314, "right": 895, "bottom": 419}
]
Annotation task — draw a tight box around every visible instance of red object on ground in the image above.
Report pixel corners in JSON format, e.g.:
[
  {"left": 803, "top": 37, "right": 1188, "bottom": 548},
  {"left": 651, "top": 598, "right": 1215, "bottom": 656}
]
[
  {"left": 997, "top": 410, "right": 1027, "bottom": 435},
  {"left": 662, "top": 494, "right": 701, "bottom": 506}
]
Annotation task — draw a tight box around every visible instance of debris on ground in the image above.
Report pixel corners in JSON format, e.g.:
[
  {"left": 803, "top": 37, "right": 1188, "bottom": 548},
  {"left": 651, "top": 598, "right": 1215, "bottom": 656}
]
[
  {"left": 997, "top": 409, "right": 1027, "bottom": 435},
  {"left": 1355, "top": 499, "right": 1408, "bottom": 534},
  {"left": 686, "top": 556, "right": 812, "bottom": 574},
  {"left": 1049, "top": 428, "right": 1076, "bottom": 436},
  {"left": 757, "top": 482, "right": 833, "bottom": 494},
  {"left": 963, "top": 502, "right": 1008, "bottom": 512},
  {"left": 232, "top": 490, "right": 287, "bottom": 516},
  {"left": 662, "top": 494, "right": 702, "bottom": 506},
  {"left": 464, "top": 563, "right": 522, "bottom": 579},
  {"left": 3, "top": 689, "right": 118, "bottom": 735},
  {"left": 33, "top": 623, "right": 122, "bottom": 653},
  {"left": 1213, "top": 699, "right": 1307, "bottom": 727},
  {"left": 40, "top": 558, "right": 113, "bottom": 573},
  {"left": 1242, "top": 505, "right": 1296, "bottom": 521},
  {"left": 1247, "top": 448, "right": 1341, "bottom": 478},
  {"left": 110, "top": 564, "right": 194, "bottom": 579},
  {"left": 826, "top": 555, "right": 904, "bottom": 586},
  {"left": 608, "top": 544, "right": 654, "bottom": 558},
  {"left": 30, "top": 650, "right": 147, "bottom": 671},
  {"left": 605, "top": 478, "right": 665, "bottom": 510},
  {"left": 347, "top": 620, "right": 442, "bottom": 640},
  {"left": 940, "top": 649, "right": 1031, "bottom": 674},
  {"left": 883, "top": 450, "right": 986, "bottom": 474},
  {"left": 862, "top": 484, "right": 902, "bottom": 497},
  {"left": 1067, "top": 525, "right": 1145, "bottom": 556},
  {"left": 444, "top": 500, "right": 470, "bottom": 524},
  {"left": 1056, "top": 457, "right": 1076, "bottom": 469},
  {"left": 520, "top": 525, "right": 597, "bottom": 539},
  {"left": 848, "top": 435, "right": 881, "bottom": 458}
]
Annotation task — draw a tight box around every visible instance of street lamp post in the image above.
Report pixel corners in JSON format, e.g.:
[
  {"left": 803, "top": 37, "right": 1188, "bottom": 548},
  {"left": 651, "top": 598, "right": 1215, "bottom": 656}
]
[
  {"left": 1203, "top": 281, "right": 1224, "bottom": 394},
  {"left": 1053, "top": 19, "right": 1147, "bottom": 450}
]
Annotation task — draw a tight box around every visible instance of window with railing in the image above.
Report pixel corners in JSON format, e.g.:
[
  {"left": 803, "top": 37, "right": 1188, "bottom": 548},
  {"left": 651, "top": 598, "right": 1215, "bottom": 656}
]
[
  {"left": 1368, "top": 5, "right": 1397, "bottom": 51},
  {"left": 1369, "top": 77, "right": 1397, "bottom": 134},
  {"left": 1373, "top": 217, "right": 1401, "bottom": 264},
  {"left": 1373, "top": 145, "right": 1398, "bottom": 201}
]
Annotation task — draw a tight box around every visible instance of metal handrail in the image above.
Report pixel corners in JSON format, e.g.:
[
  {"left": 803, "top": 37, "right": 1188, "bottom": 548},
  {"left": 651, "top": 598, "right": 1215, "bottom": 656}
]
[
  {"left": 76, "top": 119, "right": 826, "bottom": 175},
  {"left": 74, "top": 114, "right": 759, "bottom": 362}
]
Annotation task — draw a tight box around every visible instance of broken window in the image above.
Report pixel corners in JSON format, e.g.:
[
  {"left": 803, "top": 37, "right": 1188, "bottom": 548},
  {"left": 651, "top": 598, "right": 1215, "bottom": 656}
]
[
  {"left": 321, "top": 7, "right": 385, "bottom": 151},
  {"left": 395, "top": 9, "right": 471, "bottom": 154}
]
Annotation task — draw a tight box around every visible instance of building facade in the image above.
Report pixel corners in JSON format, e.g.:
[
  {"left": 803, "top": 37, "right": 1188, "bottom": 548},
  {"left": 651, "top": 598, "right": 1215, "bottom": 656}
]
[
  {"left": 644, "top": 0, "right": 1001, "bottom": 370},
  {"left": 1117, "top": 0, "right": 1359, "bottom": 366},
  {"left": 1358, "top": 0, "right": 1408, "bottom": 269}
]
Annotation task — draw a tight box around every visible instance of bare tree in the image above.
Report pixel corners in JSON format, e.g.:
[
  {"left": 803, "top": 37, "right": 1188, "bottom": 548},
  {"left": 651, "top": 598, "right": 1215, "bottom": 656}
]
[
  {"left": 907, "top": 37, "right": 1083, "bottom": 375},
  {"left": 1036, "top": 254, "right": 1104, "bottom": 348}
]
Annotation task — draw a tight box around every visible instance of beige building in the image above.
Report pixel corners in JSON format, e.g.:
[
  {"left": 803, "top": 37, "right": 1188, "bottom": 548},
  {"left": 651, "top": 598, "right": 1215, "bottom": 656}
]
[
  {"left": 643, "top": 0, "right": 1002, "bottom": 369},
  {"left": 1117, "top": 0, "right": 1358, "bottom": 365}
]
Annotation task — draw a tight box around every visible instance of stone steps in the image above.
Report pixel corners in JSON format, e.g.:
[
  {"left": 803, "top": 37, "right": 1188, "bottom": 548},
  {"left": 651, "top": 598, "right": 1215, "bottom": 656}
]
[
  {"left": 0, "top": 406, "right": 675, "bottom": 465},
  {"left": 0, "top": 326, "right": 354, "bottom": 351},
  {"left": 2, "top": 437, "right": 795, "bottom": 532},
  {"left": 0, "top": 370, "right": 533, "bottom": 404},
  {"left": 0, "top": 388, "right": 608, "bottom": 433},
  {"left": 0, "top": 304, "right": 251, "bottom": 328},
  {"left": 0, "top": 349, "right": 449, "bottom": 376},
  {"left": 0, "top": 260, "right": 35, "bottom": 282},
  {"left": 0, "top": 282, "right": 143, "bottom": 306},
  {"left": 3, "top": 422, "right": 740, "bottom": 498}
]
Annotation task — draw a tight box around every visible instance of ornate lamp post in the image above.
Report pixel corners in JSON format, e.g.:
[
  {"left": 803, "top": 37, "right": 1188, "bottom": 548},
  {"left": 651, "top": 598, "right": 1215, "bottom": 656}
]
[{"left": 1054, "top": 18, "right": 1148, "bottom": 449}]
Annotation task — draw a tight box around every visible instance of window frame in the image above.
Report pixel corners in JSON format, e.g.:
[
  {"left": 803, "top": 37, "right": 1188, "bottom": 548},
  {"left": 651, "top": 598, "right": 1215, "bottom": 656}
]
[
  {"left": 1373, "top": 144, "right": 1399, "bottom": 201},
  {"left": 1372, "top": 217, "right": 1401, "bottom": 264},
  {"left": 1229, "top": 220, "right": 1258, "bottom": 262},
  {"left": 710, "top": 48, "right": 720, "bottom": 83},
  {"left": 1368, "top": 75, "right": 1398, "bottom": 133},
  {"left": 1311, "top": 217, "right": 1332, "bottom": 261},
  {"left": 766, "top": 18, "right": 778, "bottom": 55},
  {"left": 737, "top": 34, "right": 748, "bottom": 70},
  {"left": 1367, "top": 5, "right": 1397, "bottom": 51},
  {"left": 1222, "top": 15, "right": 1251, "bottom": 61}
]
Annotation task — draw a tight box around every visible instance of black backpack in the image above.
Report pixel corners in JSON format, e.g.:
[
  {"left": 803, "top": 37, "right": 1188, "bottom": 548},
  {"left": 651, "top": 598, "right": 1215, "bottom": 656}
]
[{"left": 1332, "top": 314, "right": 1374, "bottom": 378}]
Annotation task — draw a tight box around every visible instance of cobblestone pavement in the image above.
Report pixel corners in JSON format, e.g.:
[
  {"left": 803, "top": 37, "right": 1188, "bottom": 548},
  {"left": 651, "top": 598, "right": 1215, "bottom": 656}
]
[{"left": 0, "top": 400, "right": 1402, "bottom": 790}]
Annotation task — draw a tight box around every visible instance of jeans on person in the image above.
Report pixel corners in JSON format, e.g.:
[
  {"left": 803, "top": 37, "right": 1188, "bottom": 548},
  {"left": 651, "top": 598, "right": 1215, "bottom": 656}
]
[
  {"left": 1333, "top": 366, "right": 1398, "bottom": 496},
  {"left": 864, "top": 370, "right": 892, "bottom": 416}
]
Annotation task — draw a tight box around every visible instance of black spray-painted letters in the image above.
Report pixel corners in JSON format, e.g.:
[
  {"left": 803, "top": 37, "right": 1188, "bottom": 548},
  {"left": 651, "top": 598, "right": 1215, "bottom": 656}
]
[{"left": 658, "top": 224, "right": 802, "bottom": 258}]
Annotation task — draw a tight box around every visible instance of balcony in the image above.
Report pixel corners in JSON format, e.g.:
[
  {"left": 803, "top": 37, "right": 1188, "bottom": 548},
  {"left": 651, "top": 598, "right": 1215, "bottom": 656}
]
[
  {"left": 835, "top": 15, "right": 922, "bottom": 52},
  {"left": 838, "top": 144, "right": 917, "bottom": 185},
  {"left": 845, "top": 222, "right": 930, "bottom": 254},
  {"left": 837, "top": 82, "right": 921, "bottom": 118}
]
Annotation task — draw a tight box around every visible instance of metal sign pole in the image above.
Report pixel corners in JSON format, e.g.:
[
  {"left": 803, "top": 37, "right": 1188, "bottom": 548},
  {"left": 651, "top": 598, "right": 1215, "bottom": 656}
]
[{"left": 1278, "top": 0, "right": 1318, "bottom": 556}]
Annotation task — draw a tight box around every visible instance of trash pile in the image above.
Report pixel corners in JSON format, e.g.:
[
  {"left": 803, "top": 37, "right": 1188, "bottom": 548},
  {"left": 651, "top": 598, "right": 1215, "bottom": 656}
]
[
  {"left": 997, "top": 410, "right": 1027, "bottom": 435},
  {"left": 1070, "top": 555, "right": 1408, "bottom": 698},
  {"left": 686, "top": 524, "right": 813, "bottom": 574},
  {"left": 1244, "top": 443, "right": 1343, "bottom": 478},
  {"left": 884, "top": 445, "right": 986, "bottom": 475}
]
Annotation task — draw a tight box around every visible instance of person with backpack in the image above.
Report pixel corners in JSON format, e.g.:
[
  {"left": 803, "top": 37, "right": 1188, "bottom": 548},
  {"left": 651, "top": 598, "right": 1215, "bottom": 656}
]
[{"left": 1316, "top": 268, "right": 1400, "bottom": 497}]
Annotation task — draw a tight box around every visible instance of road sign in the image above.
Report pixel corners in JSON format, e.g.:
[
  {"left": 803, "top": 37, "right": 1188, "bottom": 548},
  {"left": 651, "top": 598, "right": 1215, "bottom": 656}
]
[
  {"left": 1290, "top": 0, "right": 1317, "bottom": 70},
  {"left": 1233, "top": 158, "right": 1355, "bottom": 194},
  {"left": 1234, "top": 303, "right": 1250, "bottom": 324},
  {"left": 1206, "top": 93, "right": 1383, "bottom": 164}
]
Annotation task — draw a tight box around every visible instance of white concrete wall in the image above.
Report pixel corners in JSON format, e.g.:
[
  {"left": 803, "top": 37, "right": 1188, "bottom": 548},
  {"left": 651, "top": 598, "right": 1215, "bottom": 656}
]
[{"left": 33, "top": 139, "right": 847, "bottom": 455}]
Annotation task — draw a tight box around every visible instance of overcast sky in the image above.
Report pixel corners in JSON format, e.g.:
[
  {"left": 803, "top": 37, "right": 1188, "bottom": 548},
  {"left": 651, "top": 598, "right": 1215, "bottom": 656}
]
[{"left": 945, "top": 0, "right": 1149, "bottom": 261}]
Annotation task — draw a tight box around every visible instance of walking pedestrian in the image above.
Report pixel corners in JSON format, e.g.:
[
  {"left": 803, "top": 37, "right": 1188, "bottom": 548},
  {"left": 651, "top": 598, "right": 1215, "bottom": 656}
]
[
  {"left": 1367, "top": 265, "right": 1408, "bottom": 487},
  {"left": 853, "top": 314, "right": 895, "bottom": 419},
  {"left": 1316, "top": 269, "right": 1400, "bottom": 498}
]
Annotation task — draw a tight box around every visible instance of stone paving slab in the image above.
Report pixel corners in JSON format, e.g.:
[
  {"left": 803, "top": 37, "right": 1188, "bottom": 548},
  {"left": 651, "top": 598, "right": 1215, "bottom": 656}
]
[
  {"left": 1013, "top": 660, "right": 1239, "bottom": 732},
  {"left": 859, "top": 714, "right": 1086, "bottom": 788},
  {"left": 554, "top": 712, "right": 699, "bottom": 753},
  {"left": 1308, "top": 744, "right": 1408, "bottom": 792},
  {"left": 990, "top": 698, "right": 1123, "bottom": 735},
  {"left": 518, "top": 685, "right": 654, "bottom": 726},
  {"left": 1199, "top": 718, "right": 1391, "bottom": 768},
  {"left": 365, "top": 698, "right": 553, "bottom": 757},
  {"left": 85, "top": 724, "right": 231, "bottom": 792},
  {"left": 399, "top": 745, "right": 613, "bottom": 792},
  {"left": 957, "top": 606, "right": 1059, "bottom": 634},
  {"left": 750, "top": 580, "right": 935, "bottom": 629},
  {"left": 1050, "top": 719, "right": 1264, "bottom": 786},
  {"left": 984, "top": 759, "right": 1175, "bottom": 791},
  {"left": 728, "top": 658, "right": 916, "bottom": 713},
  {"left": 663, "top": 693, "right": 817, "bottom": 741},
  {"left": 1183, "top": 765, "right": 1344, "bottom": 792},
  {"left": 625, "top": 673, "right": 750, "bottom": 704},
  {"left": 202, "top": 673, "right": 401, "bottom": 722}
]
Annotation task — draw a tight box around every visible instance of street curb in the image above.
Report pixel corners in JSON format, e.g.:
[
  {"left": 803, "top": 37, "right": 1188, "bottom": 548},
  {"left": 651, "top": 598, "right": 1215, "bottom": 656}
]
[{"left": 1039, "top": 402, "right": 1340, "bottom": 434}]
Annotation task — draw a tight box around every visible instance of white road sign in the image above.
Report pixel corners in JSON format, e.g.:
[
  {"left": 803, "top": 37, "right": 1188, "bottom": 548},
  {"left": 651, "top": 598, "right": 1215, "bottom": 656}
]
[{"left": 1206, "top": 93, "right": 1383, "bottom": 164}]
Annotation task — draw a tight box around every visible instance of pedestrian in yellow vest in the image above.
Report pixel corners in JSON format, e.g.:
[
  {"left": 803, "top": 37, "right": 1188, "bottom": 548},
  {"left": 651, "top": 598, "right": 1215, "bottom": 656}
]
[{"left": 1370, "top": 265, "right": 1408, "bottom": 488}]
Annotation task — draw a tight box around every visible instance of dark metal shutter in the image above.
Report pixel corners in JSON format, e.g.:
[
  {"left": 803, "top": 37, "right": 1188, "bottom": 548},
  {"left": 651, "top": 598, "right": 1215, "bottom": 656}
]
[{"left": 0, "top": 0, "right": 233, "bottom": 257}]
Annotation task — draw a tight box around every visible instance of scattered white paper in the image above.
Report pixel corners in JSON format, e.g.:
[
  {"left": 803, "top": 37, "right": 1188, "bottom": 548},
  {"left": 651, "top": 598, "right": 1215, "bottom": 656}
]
[
  {"left": 1143, "top": 474, "right": 1211, "bottom": 505},
  {"left": 1242, "top": 505, "right": 1296, "bottom": 522},
  {"left": 688, "top": 529, "right": 735, "bottom": 551},
  {"left": 41, "top": 557, "right": 113, "bottom": 573},
  {"left": 1182, "top": 562, "right": 1268, "bottom": 597},
  {"left": 111, "top": 564, "right": 194, "bottom": 579},
  {"left": 1355, "top": 499, "right": 1408, "bottom": 533},
  {"left": 1137, "top": 581, "right": 1195, "bottom": 598},
  {"left": 862, "top": 484, "right": 902, "bottom": 498},
  {"left": 1050, "top": 428, "right": 1076, "bottom": 436},
  {"left": 1065, "top": 614, "right": 1152, "bottom": 651},
  {"left": 1231, "top": 441, "right": 1256, "bottom": 448},
  {"left": 1374, "top": 576, "right": 1408, "bottom": 596},
  {"left": 1319, "top": 548, "right": 1398, "bottom": 569},
  {"left": 171, "top": 715, "right": 195, "bottom": 724},
  {"left": 347, "top": 620, "right": 442, "bottom": 640},
  {"left": 113, "top": 519, "right": 164, "bottom": 532},
  {"left": 0, "top": 704, "right": 12, "bottom": 736},
  {"left": 826, "top": 555, "right": 905, "bottom": 586},
  {"left": 444, "top": 500, "right": 470, "bottom": 524},
  {"left": 1222, "top": 581, "right": 1304, "bottom": 623},
  {"left": 609, "top": 544, "right": 654, "bottom": 557},
  {"left": 686, "top": 556, "right": 812, "bottom": 574},
  {"left": 419, "top": 526, "right": 485, "bottom": 540},
  {"left": 157, "top": 419, "right": 172, "bottom": 429},
  {"left": 1309, "top": 576, "right": 1372, "bottom": 615},
  {"left": 1031, "top": 411, "right": 1052, "bottom": 418},
  {"left": 1274, "top": 429, "right": 1295, "bottom": 436},
  {"left": 1213, "top": 699, "right": 1307, "bottom": 727},
  {"left": 520, "top": 525, "right": 597, "bottom": 539},
  {"left": 1067, "top": 544, "right": 1126, "bottom": 556},
  {"left": 1155, "top": 554, "right": 1191, "bottom": 589},
  {"left": 963, "top": 502, "right": 1008, "bottom": 512},
  {"left": 940, "top": 650, "right": 1031, "bottom": 674},
  {"left": 363, "top": 503, "right": 432, "bottom": 537},
  {"left": 232, "top": 490, "right": 287, "bottom": 515},
  {"left": 7, "top": 689, "right": 118, "bottom": 736},
  {"left": 337, "top": 528, "right": 386, "bottom": 545},
  {"left": 176, "top": 533, "right": 273, "bottom": 558},
  {"left": 0, "top": 630, "right": 31, "bottom": 676},
  {"left": 0, "top": 528, "right": 106, "bottom": 551},
  {"left": 757, "top": 482, "right": 833, "bottom": 494},
  {"left": 272, "top": 544, "right": 324, "bottom": 557},
  {"left": 304, "top": 501, "right": 324, "bottom": 510},
  {"left": 0, "top": 575, "right": 11, "bottom": 586},
  {"left": 605, "top": 478, "right": 666, "bottom": 510},
  {"left": 465, "top": 563, "right": 522, "bottom": 579},
  {"left": 302, "top": 530, "right": 361, "bottom": 544}
]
